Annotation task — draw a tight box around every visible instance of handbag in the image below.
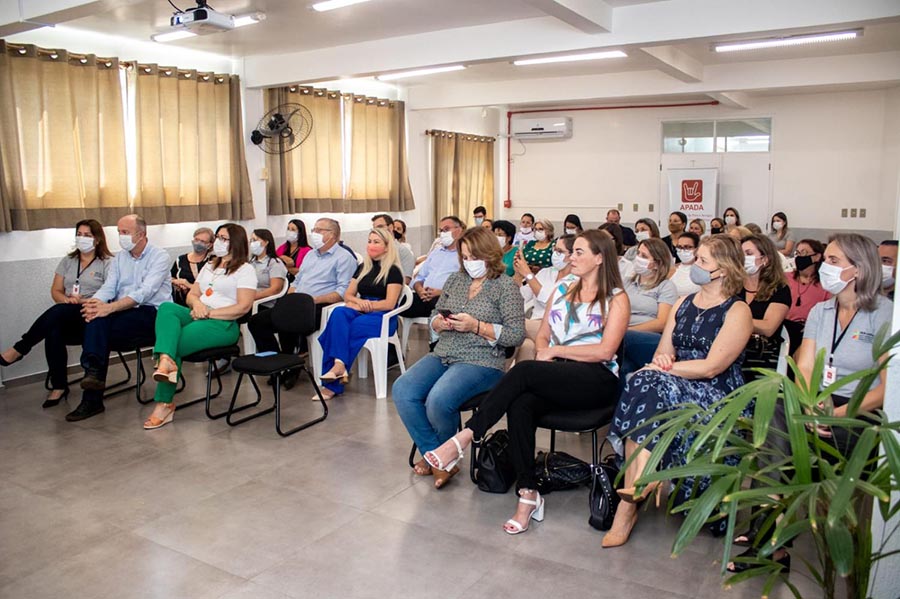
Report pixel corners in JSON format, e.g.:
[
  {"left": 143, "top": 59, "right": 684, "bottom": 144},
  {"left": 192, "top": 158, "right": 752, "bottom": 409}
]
[
  {"left": 588, "top": 444, "right": 621, "bottom": 531},
  {"left": 534, "top": 451, "right": 592, "bottom": 495},
  {"left": 474, "top": 429, "right": 516, "bottom": 494}
]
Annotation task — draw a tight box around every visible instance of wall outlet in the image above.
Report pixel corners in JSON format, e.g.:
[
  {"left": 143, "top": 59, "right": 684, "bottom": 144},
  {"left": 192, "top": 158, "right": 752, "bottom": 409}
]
[
  {"left": 617, "top": 203, "right": 623, "bottom": 211},
  {"left": 850, "top": 208, "right": 858, "bottom": 218},
  {"left": 632, "top": 203, "right": 639, "bottom": 212},
  {"left": 860, "top": 208, "right": 867, "bottom": 218},
  {"left": 841, "top": 208, "right": 848, "bottom": 218},
  {"left": 649, "top": 204, "right": 655, "bottom": 212}
]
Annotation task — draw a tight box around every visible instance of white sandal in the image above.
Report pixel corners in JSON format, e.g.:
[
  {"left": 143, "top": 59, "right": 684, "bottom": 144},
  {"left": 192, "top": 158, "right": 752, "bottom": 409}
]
[
  {"left": 424, "top": 436, "right": 464, "bottom": 473},
  {"left": 504, "top": 491, "right": 544, "bottom": 535}
]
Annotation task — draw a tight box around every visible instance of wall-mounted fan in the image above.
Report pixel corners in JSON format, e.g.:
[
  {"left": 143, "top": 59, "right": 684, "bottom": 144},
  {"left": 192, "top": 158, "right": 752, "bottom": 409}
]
[{"left": 250, "top": 103, "right": 313, "bottom": 154}]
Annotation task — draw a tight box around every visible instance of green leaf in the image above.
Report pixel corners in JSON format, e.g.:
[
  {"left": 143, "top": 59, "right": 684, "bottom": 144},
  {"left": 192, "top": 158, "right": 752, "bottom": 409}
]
[
  {"left": 752, "top": 377, "right": 779, "bottom": 448},
  {"left": 879, "top": 425, "right": 900, "bottom": 493},
  {"left": 672, "top": 475, "right": 736, "bottom": 555},
  {"left": 827, "top": 428, "right": 877, "bottom": 527},
  {"left": 782, "top": 381, "right": 812, "bottom": 483},
  {"left": 825, "top": 521, "right": 854, "bottom": 577}
]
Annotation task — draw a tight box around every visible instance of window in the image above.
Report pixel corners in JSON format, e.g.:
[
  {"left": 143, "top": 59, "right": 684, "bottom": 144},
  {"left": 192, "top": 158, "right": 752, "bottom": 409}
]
[
  {"left": 662, "top": 118, "right": 771, "bottom": 154},
  {"left": 715, "top": 118, "right": 772, "bottom": 152},
  {"left": 662, "top": 121, "right": 714, "bottom": 153}
]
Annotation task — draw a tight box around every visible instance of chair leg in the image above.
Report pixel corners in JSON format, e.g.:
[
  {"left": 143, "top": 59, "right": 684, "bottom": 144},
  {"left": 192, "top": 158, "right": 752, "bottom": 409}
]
[
  {"left": 274, "top": 366, "right": 328, "bottom": 437},
  {"left": 390, "top": 337, "right": 406, "bottom": 374},
  {"left": 591, "top": 430, "right": 599, "bottom": 468},
  {"left": 175, "top": 359, "right": 216, "bottom": 411},
  {"left": 100, "top": 350, "right": 141, "bottom": 400},
  {"left": 206, "top": 369, "right": 259, "bottom": 420},
  {"left": 133, "top": 350, "right": 150, "bottom": 404},
  {"left": 372, "top": 342, "right": 387, "bottom": 400},
  {"left": 549, "top": 429, "right": 557, "bottom": 453},
  {"left": 226, "top": 373, "right": 274, "bottom": 426}
]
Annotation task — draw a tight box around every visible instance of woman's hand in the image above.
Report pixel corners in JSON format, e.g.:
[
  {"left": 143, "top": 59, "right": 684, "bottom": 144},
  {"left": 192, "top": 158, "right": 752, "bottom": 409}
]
[
  {"left": 65, "top": 295, "right": 82, "bottom": 305},
  {"left": 190, "top": 301, "right": 210, "bottom": 320},
  {"left": 651, "top": 353, "right": 676, "bottom": 372},
  {"left": 172, "top": 278, "right": 190, "bottom": 290},
  {"left": 447, "top": 312, "right": 478, "bottom": 333},
  {"left": 513, "top": 249, "right": 531, "bottom": 277},
  {"left": 535, "top": 346, "right": 558, "bottom": 362},
  {"left": 357, "top": 299, "right": 373, "bottom": 313},
  {"left": 432, "top": 314, "right": 452, "bottom": 333}
]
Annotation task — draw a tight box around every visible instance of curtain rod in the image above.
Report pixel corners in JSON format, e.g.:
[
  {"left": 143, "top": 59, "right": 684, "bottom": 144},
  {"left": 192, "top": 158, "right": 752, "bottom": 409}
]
[
  {"left": 283, "top": 85, "right": 397, "bottom": 107},
  {"left": 426, "top": 129, "right": 496, "bottom": 142}
]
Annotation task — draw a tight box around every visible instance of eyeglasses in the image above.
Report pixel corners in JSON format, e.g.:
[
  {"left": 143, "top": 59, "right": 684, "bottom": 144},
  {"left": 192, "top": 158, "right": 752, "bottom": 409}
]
[
  {"left": 215, "top": 235, "right": 230, "bottom": 242},
  {"left": 312, "top": 227, "right": 332, "bottom": 234}
]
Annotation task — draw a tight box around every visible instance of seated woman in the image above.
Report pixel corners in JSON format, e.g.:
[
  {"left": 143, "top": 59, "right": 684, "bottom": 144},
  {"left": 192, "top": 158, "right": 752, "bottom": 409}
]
[
  {"left": 143, "top": 223, "right": 256, "bottom": 430},
  {"left": 0, "top": 219, "right": 112, "bottom": 408},
  {"left": 393, "top": 227, "right": 525, "bottom": 489},
  {"left": 171, "top": 227, "right": 213, "bottom": 306},
  {"left": 249, "top": 228, "right": 288, "bottom": 309},
  {"left": 427, "top": 230, "right": 628, "bottom": 532},
  {"left": 317, "top": 228, "right": 404, "bottom": 400},
  {"left": 515, "top": 233, "right": 576, "bottom": 362},
  {"left": 492, "top": 219, "right": 518, "bottom": 276},
  {"left": 688, "top": 219, "right": 705, "bottom": 238},
  {"left": 768, "top": 211, "right": 795, "bottom": 257},
  {"left": 723, "top": 206, "right": 742, "bottom": 233},
  {"left": 740, "top": 234, "right": 791, "bottom": 377},
  {"left": 784, "top": 239, "right": 829, "bottom": 354},
  {"left": 563, "top": 214, "right": 583, "bottom": 236},
  {"left": 624, "top": 218, "right": 660, "bottom": 260},
  {"left": 709, "top": 217, "right": 726, "bottom": 236},
  {"left": 661, "top": 211, "right": 687, "bottom": 260},
  {"left": 620, "top": 238, "right": 677, "bottom": 386},
  {"left": 276, "top": 218, "right": 312, "bottom": 281},
  {"left": 520, "top": 218, "right": 555, "bottom": 273},
  {"left": 606, "top": 234, "right": 751, "bottom": 547},
  {"left": 668, "top": 232, "right": 701, "bottom": 297}
]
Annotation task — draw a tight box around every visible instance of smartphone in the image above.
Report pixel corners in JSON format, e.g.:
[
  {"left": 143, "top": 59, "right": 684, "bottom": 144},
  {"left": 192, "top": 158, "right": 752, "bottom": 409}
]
[
  {"left": 437, "top": 309, "right": 453, "bottom": 318},
  {"left": 254, "top": 350, "right": 278, "bottom": 357}
]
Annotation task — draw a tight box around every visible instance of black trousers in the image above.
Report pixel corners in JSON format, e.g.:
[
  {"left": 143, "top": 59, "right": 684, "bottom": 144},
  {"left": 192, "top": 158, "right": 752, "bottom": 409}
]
[
  {"left": 248, "top": 300, "right": 327, "bottom": 354},
  {"left": 465, "top": 360, "right": 620, "bottom": 491},
  {"left": 13, "top": 303, "right": 85, "bottom": 390},
  {"left": 402, "top": 294, "right": 438, "bottom": 318}
]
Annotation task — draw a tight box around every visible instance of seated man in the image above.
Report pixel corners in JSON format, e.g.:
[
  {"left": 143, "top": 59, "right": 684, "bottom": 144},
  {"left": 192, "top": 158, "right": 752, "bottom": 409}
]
[
  {"left": 247, "top": 218, "right": 357, "bottom": 377},
  {"left": 372, "top": 213, "right": 414, "bottom": 284},
  {"left": 607, "top": 208, "right": 637, "bottom": 247},
  {"left": 66, "top": 214, "right": 173, "bottom": 422},
  {"left": 402, "top": 215, "right": 464, "bottom": 318}
]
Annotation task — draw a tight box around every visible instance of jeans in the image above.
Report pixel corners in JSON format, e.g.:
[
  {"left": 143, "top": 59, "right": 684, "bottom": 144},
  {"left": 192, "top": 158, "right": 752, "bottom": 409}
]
[
  {"left": 393, "top": 354, "right": 504, "bottom": 453},
  {"left": 619, "top": 330, "right": 661, "bottom": 394},
  {"left": 13, "top": 303, "right": 85, "bottom": 390}
]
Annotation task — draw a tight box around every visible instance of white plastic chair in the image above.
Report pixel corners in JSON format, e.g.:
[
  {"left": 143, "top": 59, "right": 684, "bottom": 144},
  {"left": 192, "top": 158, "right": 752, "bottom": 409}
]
[
  {"left": 399, "top": 314, "right": 431, "bottom": 356},
  {"left": 357, "top": 286, "right": 413, "bottom": 399},
  {"left": 776, "top": 326, "right": 791, "bottom": 376},
  {"left": 307, "top": 302, "right": 340, "bottom": 381},
  {"left": 242, "top": 282, "right": 290, "bottom": 355}
]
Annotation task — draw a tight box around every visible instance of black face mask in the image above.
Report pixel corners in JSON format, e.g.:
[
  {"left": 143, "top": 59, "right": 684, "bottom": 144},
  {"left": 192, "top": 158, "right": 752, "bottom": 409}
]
[
  {"left": 794, "top": 255, "right": 815, "bottom": 271},
  {"left": 710, "top": 227, "right": 723, "bottom": 235},
  {"left": 393, "top": 230, "right": 402, "bottom": 241}
]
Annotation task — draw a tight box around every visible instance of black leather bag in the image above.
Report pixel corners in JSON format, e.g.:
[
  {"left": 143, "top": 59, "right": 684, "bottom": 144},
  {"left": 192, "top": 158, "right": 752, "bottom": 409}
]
[
  {"left": 475, "top": 429, "right": 516, "bottom": 494},
  {"left": 534, "top": 451, "right": 592, "bottom": 495},
  {"left": 588, "top": 448, "right": 621, "bottom": 531}
]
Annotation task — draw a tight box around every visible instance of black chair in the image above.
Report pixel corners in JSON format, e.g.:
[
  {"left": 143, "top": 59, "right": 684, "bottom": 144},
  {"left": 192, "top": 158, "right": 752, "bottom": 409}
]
[
  {"left": 44, "top": 348, "right": 131, "bottom": 395},
  {"left": 178, "top": 345, "right": 242, "bottom": 417},
  {"left": 408, "top": 391, "right": 486, "bottom": 484},
  {"left": 225, "top": 293, "right": 328, "bottom": 437},
  {"left": 536, "top": 405, "right": 616, "bottom": 469}
]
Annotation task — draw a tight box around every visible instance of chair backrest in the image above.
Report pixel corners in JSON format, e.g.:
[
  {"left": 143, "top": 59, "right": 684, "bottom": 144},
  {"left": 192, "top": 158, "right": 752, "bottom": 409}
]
[
  {"left": 776, "top": 326, "right": 790, "bottom": 376},
  {"left": 272, "top": 293, "right": 318, "bottom": 336}
]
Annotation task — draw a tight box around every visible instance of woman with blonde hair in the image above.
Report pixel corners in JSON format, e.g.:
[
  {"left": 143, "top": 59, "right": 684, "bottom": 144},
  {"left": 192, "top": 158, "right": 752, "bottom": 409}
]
[
  {"left": 605, "top": 234, "right": 752, "bottom": 547},
  {"left": 317, "top": 227, "right": 404, "bottom": 399}
]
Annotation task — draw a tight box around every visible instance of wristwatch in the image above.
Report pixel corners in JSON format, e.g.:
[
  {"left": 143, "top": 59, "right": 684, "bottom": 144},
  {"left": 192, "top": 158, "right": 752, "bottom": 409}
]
[{"left": 525, "top": 273, "right": 535, "bottom": 282}]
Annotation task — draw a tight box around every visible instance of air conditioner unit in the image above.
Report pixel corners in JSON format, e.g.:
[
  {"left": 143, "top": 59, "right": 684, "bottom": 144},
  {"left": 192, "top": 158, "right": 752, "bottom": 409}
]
[{"left": 511, "top": 117, "right": 573, "bottom": 141}]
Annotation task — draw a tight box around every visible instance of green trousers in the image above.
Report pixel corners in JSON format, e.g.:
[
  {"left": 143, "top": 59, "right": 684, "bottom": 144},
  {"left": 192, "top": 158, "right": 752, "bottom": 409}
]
[{"left": 152, "top": 302, "right": 239, "bottom": 404}]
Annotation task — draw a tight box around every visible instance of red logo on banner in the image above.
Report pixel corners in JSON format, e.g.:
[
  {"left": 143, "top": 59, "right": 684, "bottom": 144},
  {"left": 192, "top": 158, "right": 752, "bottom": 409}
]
[{"left": 681, "top": 180, "right": 703, "bottom": 203}]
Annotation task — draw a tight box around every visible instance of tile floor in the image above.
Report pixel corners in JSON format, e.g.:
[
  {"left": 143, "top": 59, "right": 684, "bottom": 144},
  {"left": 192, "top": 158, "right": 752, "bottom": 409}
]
[{"left": 0, "top": 340, "right": 820, "bottom": 599}]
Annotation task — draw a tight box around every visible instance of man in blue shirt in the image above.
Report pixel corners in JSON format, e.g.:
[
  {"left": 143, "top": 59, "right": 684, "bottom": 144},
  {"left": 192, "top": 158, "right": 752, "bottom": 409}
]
[
  {"left": 66, "top": 214, "right": 173, "bottom": 422},
  {"left": 402, "top": 215, "right": 464, "bottom": 317}
]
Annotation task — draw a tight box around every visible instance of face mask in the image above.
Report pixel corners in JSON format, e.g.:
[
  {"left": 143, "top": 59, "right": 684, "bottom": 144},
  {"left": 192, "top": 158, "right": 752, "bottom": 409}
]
[
  {"left": 393, "top": 230, "right": 402, "bottom": 241},
  {"left": 882, "top": 264, "right": 895, "bottom": 289},
  {"left": 676, "top": 249, "right": 695, "bottom": 264},
  {"left": 725, "top": 215, "right": 737, "bottom": 226},
  {"left": 75, "top": 236, "right": 95, "bottom": 253},
  {"left": 819, "top": 262, "right": 853, "bottom": 295},
  {"left": 565, "top": 227, "right": 577, "bottom": 235},
  {"left": 520, "top": 226, "right": 532, "bottom": 235},
  {"left": 772, "top": 221, "right": 784, "bottom": 231},
  {"left": 744, "top": 254, "right": 760, "bottom": 275},
  {"left": 439, "top": 230, "right": 455, "bottom": 247},
  {"left": 497, "top": 235, "right": 508, "bottom": 248},
  {"left": 689, "top": 264, "right": 719, "bottom": 286},
  {"left": 192, "top": 241, "right": 209, "bottom": 254},
  {"left": 213, "top": 238, "right": 230, "bottom": 257},
  {"left": 635, "top": 231, "right": 650, "bottom": 242},
  {"left": 464, "top": 259, "right": 487, "bottom": 279},
  {"left": 794, "top": 255, "right": 814, "bottom": 271},
  {"left": 286, "top": 230, "right": 299, "bottom": 243},
  {"left": 309, "top": 231, "right": 325, "bottom": 250},
  {"left": 534, "top": 230, "right": 547, "bottom": 242},
  {"left": 249, "top": 240, "right": 265, "bottom": 256},
  {"left": 474, "top": 217, "right": 484, "bottom": 226},
  {"left": 551, "top": 250, "right": 568, "bottom": 270},
  {"left": 711, "top": 227, "right": 723, "bottom": 235},
  {"left": 366, "top": 244, "right": 384, "bottom": 260},
  {"left": 633, "top": 255, "right": 652, "bottom": 275},
  {"left": 119, "top": 234, "right": 136, "bottom": 252}
]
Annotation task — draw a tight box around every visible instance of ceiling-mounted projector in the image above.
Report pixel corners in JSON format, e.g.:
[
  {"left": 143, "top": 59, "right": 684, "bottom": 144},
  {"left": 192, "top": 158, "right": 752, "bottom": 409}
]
[{"left": 170, "top": 1, "right": 234, "bottom": 34}]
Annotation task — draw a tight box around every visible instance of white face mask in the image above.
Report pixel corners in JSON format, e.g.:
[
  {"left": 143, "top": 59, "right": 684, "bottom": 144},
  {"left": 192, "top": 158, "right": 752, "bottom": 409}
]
[
  {"left": 551, "top": 250, "right": 568, "bottom": 270},
  {"left": 213, "top": 238, "right": 230, "bottom": 257},
  {"left": 520, "top": 226, "right": 532, "bottom": 235},
  {"left": 309, "top": 231, "right": 325, "bottom": 250},
  {"left": 119, "top": 234, "right": 136, "bottom": 252},
  {"left": 464, "top": 259, "right": 487, "bottom": 279},
  {"left": 819, "top": 262, "right": 853, "bottom": 295},
  {"left": 633, "top": 255, "right": 652, "bottom": 275},
  {"left": 635, "top": 231, "right": 650, "bottom": 243},
  {"left": 744, "top": 254, "right": 760, "bottom": 275},
  {"left": 75, "top": 236, "right": 95, "bottom": 253},
  {"left": 725, "top": 215, "right": 737, "bottom": 226},
  {"left": 496, "top": 235, "right": 507, "bottom": 248},
  {"left": 439, "top": 230, "right": 455, "bottom": 247},
  {"left": 676, "top": 249, "right": 696, "bottom": 265},
  {"left": 881, "top": 264, "right": 894, "bottom": 289},
  {"left": 286, "top": 230, "right": 299, "bottom": 243},
  {"left": 565, "top": 227, "right": 577, "bottom": 235},
  {"left": 772, "top": 221, "right": 784, "bottom": 231},
  {"left": 250, "top": 240, "right": 265, "bottom": 256},
  {"left": 474, "top": 217, "right": 484, "bottom": 226},
  {"left": 534, "top": 230, "right": 547, "bottom": 242}
]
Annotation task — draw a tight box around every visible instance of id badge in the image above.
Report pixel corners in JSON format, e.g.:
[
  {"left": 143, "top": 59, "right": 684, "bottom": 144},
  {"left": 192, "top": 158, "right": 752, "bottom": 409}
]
[
  {"left": 71, "top": 282, "right": 81, "bottom": 296},
  {"left": 822, "top": 365, "right": 838, "bottom": 386}
]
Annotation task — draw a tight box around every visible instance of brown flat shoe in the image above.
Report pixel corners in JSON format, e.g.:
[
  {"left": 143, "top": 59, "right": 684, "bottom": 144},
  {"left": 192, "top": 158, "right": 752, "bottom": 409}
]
[
  {"left": 412, "top": 459, "right": 433, "bottom": 476},
  {"left": 432, "top": 465, "right": 460, "bottom": 489}
]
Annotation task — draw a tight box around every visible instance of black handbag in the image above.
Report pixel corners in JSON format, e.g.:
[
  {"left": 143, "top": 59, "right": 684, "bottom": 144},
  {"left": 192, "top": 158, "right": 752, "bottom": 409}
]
[
  {"left": 534, "top": 451, "right": 592, "bottom": 495},
  {"left": 474, "top": 429, "right": 516, "bottom": 494},
  {"left": 588, "top": 446, "right": 621, "bottom": 531}
]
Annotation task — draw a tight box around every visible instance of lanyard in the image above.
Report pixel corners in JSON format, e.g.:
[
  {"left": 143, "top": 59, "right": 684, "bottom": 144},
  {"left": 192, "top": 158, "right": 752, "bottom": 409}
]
[
  {"left": 76, "top": 255, "right": 97, "bottom": 283},
  {"left": 830, "top": 302, "right": 858, "bottom": 365}
]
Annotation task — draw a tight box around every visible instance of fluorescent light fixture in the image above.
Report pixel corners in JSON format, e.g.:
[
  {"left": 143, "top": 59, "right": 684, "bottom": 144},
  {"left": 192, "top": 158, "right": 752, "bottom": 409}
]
[
  {"left": 513, "top": 50, "right": 627, "bottom": 66},
  {"left": 376, "top": 65, "right": 466, "bottom": 81},
  {"left": 714, "top": 30, "right": 860, "bottom": 53},
  {"left": 232, "top": 12, "right": 266, "bottom": 27},
  {"left": 151, "top": 30, "right": 197, "bottom": 43},
  {"left": 312, "top": 0, "right": 372, "bottom": 12}
]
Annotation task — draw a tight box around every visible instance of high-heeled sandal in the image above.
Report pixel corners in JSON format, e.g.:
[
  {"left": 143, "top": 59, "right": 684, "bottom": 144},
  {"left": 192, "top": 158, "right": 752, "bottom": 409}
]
[
  {"left": 320, "top": 362, "right": 350, "bottom": 384},
  {"left": 143, "top": 403, "right": 175, "bottom": 430},
  {"left": 424, "top": 436, "right": 464, "bottom": 473},
  {"left": 504, "top": 491, "right": 544, "bottom": 535},
  {"left": 432, "top": 465, "right": 460, "bottom": 489},
  {"left": 152, "top": 356, "right": 178, "bottom": 384},
  {"left": 42, "top": 388, "right": 69, "bottom": 409}
]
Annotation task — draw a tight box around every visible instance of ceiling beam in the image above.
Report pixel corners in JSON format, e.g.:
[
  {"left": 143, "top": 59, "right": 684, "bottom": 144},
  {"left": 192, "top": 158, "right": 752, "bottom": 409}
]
[
  {"left": 706, "top": 91, "right": 750, "bottom": 109},
  {"left": 0, "top": 0, "right": 129, "bottom": 37},
  {"left": 524, "top": 0, "right": 612, "bottom": 34},
  {"left": 639, "top": 45, "right": 703, "bottom": 83}
]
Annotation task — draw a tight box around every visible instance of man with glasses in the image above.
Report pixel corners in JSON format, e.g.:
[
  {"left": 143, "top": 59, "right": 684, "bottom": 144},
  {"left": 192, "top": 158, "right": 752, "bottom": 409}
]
[{"left": 403, "top": 215, "right": 465, "bottom": 318}]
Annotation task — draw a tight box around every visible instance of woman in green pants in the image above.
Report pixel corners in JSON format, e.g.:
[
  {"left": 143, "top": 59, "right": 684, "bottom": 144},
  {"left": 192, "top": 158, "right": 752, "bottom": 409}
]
[{"left": 143, "top": 223, "right": 256, "bottom": 430}]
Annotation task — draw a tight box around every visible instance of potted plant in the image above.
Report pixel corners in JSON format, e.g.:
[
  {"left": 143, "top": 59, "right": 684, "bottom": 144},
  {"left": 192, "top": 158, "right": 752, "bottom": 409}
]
[{"left": 627, "top": 326, "right": 900, "bottom": 599}]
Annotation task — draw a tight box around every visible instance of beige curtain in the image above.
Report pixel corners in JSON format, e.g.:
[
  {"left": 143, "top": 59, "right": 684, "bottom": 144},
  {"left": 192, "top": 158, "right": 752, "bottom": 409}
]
[
  {"left": 265, "top": 86, "right": 343, "bottom": 214},
  {"left": 346, "top": 96, "right": 415, "bottom": 213},
  {"left": 133, "top": 66, "right": 253, "bottom": 223},
  {"left": 0, "top": 41, "right": 128, "bottom": 231},
  {"left": 430, "top": 130, "right": 494, "bottom": 230}
]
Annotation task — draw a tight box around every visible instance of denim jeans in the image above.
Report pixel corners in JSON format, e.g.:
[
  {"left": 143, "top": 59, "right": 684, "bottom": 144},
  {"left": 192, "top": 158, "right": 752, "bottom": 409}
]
[
  {"left": 619, "top": 330, "right": 661, "bottom": 394},
  {"left": 392, "top": 354, "right": 504, "bottom": 453}
]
